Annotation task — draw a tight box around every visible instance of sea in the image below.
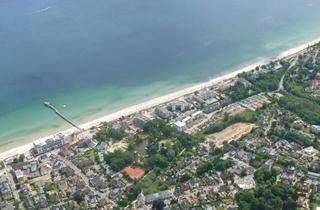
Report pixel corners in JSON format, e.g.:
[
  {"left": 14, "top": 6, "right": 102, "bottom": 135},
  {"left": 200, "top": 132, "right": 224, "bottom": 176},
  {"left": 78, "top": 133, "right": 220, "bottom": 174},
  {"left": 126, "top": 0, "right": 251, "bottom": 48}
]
[{"left": 1, "top": 0, "right": 320, "bottom": 151}]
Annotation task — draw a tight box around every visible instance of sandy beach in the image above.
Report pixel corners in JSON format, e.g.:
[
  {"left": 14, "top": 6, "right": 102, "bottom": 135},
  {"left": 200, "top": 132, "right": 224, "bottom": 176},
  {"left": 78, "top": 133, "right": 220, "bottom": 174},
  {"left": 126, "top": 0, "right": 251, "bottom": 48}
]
[{"left": 1, "top": 37, "right": 320, "bottom": 161}]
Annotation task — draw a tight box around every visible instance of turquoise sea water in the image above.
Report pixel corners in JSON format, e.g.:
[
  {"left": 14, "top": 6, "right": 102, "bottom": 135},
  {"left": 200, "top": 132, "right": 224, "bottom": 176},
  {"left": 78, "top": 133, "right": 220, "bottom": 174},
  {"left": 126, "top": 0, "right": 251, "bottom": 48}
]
[{"left": 1, "top": 0, "right": 320, "bottom": 150}]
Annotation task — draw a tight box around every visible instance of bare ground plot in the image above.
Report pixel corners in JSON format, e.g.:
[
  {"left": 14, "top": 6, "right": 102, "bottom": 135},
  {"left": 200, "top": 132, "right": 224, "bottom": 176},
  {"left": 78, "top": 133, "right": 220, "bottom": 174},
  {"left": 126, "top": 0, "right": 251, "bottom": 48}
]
[{"left": 207, "top": 123, "right": 256, "bottom": 147}]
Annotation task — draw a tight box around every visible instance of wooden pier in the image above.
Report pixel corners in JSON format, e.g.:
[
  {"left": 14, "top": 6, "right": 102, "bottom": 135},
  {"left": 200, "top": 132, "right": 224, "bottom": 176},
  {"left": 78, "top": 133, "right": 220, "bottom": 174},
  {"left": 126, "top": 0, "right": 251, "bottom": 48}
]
[{"left": 44, "top": 101, "right": 82, "bottom": 131}]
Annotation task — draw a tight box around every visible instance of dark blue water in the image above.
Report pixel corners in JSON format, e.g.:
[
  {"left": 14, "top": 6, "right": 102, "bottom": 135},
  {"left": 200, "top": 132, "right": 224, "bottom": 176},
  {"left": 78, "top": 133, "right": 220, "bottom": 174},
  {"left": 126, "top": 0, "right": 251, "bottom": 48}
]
[{"left": 1, "top": 0, "right": 320, "bottom": 149}]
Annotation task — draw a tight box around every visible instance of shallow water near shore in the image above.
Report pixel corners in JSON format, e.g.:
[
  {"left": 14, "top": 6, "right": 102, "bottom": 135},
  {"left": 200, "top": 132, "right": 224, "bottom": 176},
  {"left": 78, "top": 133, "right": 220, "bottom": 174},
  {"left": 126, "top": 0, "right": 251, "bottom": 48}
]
[{"left": 1, "top": 0, "right": 320, "bottom": 152}]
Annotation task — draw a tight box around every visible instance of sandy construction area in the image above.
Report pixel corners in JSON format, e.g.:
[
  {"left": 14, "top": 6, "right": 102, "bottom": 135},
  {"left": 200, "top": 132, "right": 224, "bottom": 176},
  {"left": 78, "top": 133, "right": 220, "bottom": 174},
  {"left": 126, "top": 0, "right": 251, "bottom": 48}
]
[{"left": 208, "top": 123, "right": 256, "bottom": 147}]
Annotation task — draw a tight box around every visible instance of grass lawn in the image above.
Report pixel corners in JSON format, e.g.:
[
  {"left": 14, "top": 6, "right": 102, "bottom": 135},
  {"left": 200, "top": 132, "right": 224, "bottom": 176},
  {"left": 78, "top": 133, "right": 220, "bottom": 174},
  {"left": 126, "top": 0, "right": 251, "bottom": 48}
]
[
  {"left": 136, "top": 170, "right": 169, "bottom": 194},
  {"left": 84, "top": 149, "right": 97, "bottom": 159}
]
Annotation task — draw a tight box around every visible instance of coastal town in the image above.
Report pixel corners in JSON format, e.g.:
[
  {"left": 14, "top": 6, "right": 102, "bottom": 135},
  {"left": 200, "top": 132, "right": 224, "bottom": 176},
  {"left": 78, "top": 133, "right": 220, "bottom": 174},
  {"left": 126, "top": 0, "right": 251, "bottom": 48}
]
[{"left": 1, "top": 42, "right": 320, "bottom": 210}]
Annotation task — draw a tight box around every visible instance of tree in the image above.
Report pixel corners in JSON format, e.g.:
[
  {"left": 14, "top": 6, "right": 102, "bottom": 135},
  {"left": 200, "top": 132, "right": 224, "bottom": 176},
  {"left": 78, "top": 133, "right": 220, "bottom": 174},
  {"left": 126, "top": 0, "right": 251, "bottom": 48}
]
[
  {"left": 254, "top": 168, "right": 277, "bottom": 185},
  {"left": 179, "top": 173, "right": 193, "bottom": 182},
  {"left": 146, "top": 154, "right": 168, "bottom": 169},
  {"left": 214, "top": 159, "right": 232, "bottom": 171},
  {"left": 19, "top": 154, "right": 25, "bottom": 162},
  {"left": 152, "top": 200, "right": 165, "bottom": 210},
  {"left": 196, "top": 162, "right": 213, "bottom": 176},
  {"left": 236, "top": 184, "right": 297, "bottom": 210},
  {"left": 94, "top": 128, "right": 126, "bottom": 142},
  {"left": 73, "top": 191, "right": 84, "bottom": 204},
  {"left": 105, "top": 150, "right": 134, "bottom": 171}
]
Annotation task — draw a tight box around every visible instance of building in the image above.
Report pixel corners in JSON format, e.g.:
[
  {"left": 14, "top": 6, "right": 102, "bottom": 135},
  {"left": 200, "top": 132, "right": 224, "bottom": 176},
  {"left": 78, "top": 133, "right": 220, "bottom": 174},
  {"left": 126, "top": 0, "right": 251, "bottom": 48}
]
[
  {"left": 155, "top": 107, "right": 172, "bottom": 119},
  {"left": 173, "top": 121, "right": 186, "bottom": 131},
  {"left": 192, "top": 95, "right": 205, "bottom": 105},
  {"left": 182, "top": 116, "right": 192, "bottom": 124},
  {"left": 38, "top": 163, "right": 51, "bottom": 176},
  {"left": 133, "top": 114, "right": 149, "bottom": 129},
  {"left": 14, "top": 169, "right": 25, "bottom": 182},
  {"left": 191, "top": 111, "right": 203, "bottom": 120},
  {"left": 31, "top": 134, "right": 69, "bottom": 156},
  {"left": 303, "top": 146, "right": 319, "bottom": 156},
  {"left": 203, "top": 103, "right": 221, "bottom": 114},
  {"left": 235, "top": 175, "right": 256, "bottom": 190},
  {"left": 311, "top": 125, "right": 320, "bottom": 135},
  {"left": 145, "top": 189, "right": 173, "bottom": 203},
  {"left": 138, "top": 189, "right": 174, "bottom": 204},
  {"left": 308, "top": 171, "right": 320, "bottom": 182},
  {"left": 235, "top": 78, "right": 252, "bottom": 88},
  {"left": 136, "top": 192, "right": 146, "bottom": 209},
  {"left": 168, "top": 101, "right": 190, "bottom": 112},
  {"left": 0, "top": 174, "right": 13, "bottom": 201}
]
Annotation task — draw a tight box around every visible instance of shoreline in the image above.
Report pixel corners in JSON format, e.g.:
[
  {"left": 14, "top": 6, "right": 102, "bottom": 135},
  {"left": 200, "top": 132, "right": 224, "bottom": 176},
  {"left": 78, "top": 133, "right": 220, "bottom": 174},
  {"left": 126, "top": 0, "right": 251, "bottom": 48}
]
[{"left": 1, "top": 37, "right": 320, "bottom": 161}]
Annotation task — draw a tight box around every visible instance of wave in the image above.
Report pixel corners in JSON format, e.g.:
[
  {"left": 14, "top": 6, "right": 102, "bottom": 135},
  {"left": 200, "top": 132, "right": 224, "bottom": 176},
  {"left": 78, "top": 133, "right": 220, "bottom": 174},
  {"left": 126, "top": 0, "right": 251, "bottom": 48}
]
[{"left": 29, "top": 6, "right": 51, "bottom": 15}]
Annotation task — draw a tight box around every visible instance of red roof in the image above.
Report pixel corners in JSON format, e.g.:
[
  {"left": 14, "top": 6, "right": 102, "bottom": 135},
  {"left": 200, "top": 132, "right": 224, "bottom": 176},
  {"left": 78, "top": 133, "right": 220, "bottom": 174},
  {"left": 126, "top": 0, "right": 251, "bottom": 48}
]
[
  {"left": 57, "top": 180, "right": 68, "bottom": 191},
  {"left": 122, "top": 166, "right": 145, "bottom": 180},
  {"left": 312, "top": 80, "right": 319, "bottom": 87},
  {"left": 2, "top": 191, "right": 13, "bottom": 198}
]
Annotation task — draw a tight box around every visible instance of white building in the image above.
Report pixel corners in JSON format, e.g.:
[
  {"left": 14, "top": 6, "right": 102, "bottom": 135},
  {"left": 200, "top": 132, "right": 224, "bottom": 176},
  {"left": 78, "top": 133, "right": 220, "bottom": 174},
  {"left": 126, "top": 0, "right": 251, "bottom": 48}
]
[
  {"left": 311, "top": 125, "right": 320, "bottom": 135},
  {"left": 31, "top": 134, "right": 68, "bottom": 156},
  {"left": 235, "top": 175, "right": 256, "bottom": 190},
  {"left": 173, "top": 121, "right": 186, "bottom": 131}
]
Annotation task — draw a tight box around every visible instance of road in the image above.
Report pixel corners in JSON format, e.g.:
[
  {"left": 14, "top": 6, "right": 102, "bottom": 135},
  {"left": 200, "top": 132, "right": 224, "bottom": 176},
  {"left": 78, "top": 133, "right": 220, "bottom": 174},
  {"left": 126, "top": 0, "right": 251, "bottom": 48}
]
[
  {"left": 277, "top": 56, "right": 299, "bottom": 92},
  {"left": 264, "top": 117, "right": 276, "bottom": 136}
]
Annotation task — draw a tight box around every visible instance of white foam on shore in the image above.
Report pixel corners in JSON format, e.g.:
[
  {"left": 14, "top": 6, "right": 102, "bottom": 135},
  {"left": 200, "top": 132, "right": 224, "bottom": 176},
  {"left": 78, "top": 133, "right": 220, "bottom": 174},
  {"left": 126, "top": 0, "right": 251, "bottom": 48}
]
[{"left": 1, "top": 37, "right": 320, "bottom": 161}]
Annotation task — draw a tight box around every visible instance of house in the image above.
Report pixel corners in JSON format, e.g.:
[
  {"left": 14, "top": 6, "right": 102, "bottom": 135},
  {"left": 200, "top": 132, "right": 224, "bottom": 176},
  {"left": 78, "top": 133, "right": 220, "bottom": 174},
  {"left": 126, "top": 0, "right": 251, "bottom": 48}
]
[
  {"left": 1, "top": 190, "right": 13, "bottom": 201},
  {"left": 38, "top": 194, "right": 48, "bottom": 208},
  {"left": 96, "top": 142, "right": 107, "bottom": 152},
  {"left": 296, "top": 196, "right": 305, "bottom": 207},
  {"left": 235, "top": 175, "right": 256, "bottom": 190},
  {"left": 90, "top": 177, "right": 108, "bottom": 193},
  {"left": 60, "top": 166, "right": 75, "bottom": 177},
  {"left": 38, "top": 163, "right": 51, "bottom": 176},
  {"left": 316, "top": 184, "right": 320, "bottom": 195},
  {"left": 73, "top": 158, "right": 94, "bottom": 171},
  {"left": 311, "top": 125, "right": 320, "bottom": 135},
  {"left": 14, "top": 169, "right": 25, "bottom": 182},
  {"left": 294, "top": 120, "right": 305, "bottom": 130},
  {"left": 57, "top": 180, "right": 68, "bottom": 192},
  {"left": 303, "top": 146, "right": 319, "bottom": 156}
]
